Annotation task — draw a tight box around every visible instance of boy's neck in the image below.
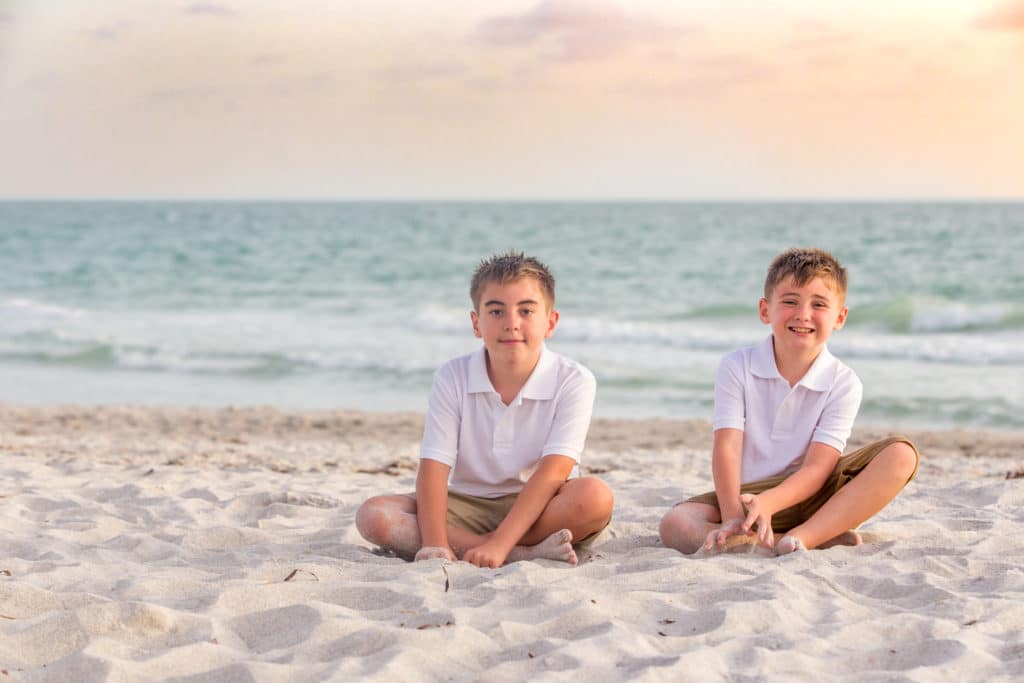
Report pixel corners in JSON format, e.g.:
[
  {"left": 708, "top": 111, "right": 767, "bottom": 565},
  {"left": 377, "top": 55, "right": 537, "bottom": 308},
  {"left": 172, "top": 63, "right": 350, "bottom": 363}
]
[
  {"left": 485, "top": 349, "right": 542, "bottom": 405},
  {"left": 771, "top": 337, "right": 822, "bottom": 387}
]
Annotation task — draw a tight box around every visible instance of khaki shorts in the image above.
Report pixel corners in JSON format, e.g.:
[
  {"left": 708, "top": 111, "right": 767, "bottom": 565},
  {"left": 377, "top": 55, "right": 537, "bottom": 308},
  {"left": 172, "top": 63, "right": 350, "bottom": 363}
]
[
  {"left": 405, "top": 489, "right": 606, "bottom": 547},
  {"left": 685, "top": 436, "right": 920, "bottom": 533}
]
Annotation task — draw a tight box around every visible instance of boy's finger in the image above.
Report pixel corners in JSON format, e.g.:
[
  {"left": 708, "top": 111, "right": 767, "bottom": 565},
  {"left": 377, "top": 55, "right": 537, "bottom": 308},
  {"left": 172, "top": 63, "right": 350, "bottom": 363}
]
[{"left": 743, "top": 511, "right": 757, "bottom": 533}]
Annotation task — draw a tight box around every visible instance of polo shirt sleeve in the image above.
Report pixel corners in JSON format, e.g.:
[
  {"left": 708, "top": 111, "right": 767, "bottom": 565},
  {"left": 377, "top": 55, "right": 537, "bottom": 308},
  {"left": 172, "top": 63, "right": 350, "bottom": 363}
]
[
  {"left": 812, "top": 369, "right": 862, "bottom": 452},
  {"left": 712, "top": 350, "right": 746, "bottom": 432},
  {"left": 419, "top": 363, "right": 461, "bottom": 467},
  {"left": 541, "top": 365, "right": 596, "bottom": 462}
]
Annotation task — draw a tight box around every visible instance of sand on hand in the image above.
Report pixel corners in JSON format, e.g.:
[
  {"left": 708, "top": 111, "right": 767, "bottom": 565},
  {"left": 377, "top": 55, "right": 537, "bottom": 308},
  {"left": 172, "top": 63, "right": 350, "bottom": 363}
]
[{"left": 1, "top": 405, "right": 1023, "bottom": 681}]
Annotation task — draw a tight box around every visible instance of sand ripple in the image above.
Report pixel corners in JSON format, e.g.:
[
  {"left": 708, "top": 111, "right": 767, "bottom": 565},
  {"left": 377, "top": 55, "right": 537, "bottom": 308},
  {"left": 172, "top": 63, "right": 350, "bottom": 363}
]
[{"left": 1, "top": 405, "right": 1023, "bottom": 680}]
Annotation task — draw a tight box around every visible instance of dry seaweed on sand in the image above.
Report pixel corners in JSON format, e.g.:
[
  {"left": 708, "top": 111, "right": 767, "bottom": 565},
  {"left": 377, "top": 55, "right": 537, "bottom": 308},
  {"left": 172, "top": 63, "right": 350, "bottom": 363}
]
[
  {"left": 355, "top": 459, "right": 416, "bottom": 476},
  {"left": 282, "top": 568, "right": 319, "bottom": 582}
]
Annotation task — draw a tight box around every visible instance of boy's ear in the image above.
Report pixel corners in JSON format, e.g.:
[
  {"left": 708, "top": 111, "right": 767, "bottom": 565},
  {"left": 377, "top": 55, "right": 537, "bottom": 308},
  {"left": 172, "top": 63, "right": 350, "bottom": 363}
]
[
  {"left": 544, "top": 308, "right": 560, "bottom": 339},
  {"left": 834, "top": 305, "right": 848, "bottom": 330},
  {"left": 470, "top": 310, "right": 482, "bottom": 338},
  {"left": 758, "top": 298, "right": 770, "bottom": 324}
]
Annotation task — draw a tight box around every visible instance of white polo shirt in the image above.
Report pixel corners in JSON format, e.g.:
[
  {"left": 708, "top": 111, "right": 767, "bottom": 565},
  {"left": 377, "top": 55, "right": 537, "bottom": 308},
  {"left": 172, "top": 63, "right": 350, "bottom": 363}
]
[
  {"left": 419, "top": 345, "right": 596, "bottom": 498},
  {"left": 712, "top": 335, "right": 862, "bottom": 483}
]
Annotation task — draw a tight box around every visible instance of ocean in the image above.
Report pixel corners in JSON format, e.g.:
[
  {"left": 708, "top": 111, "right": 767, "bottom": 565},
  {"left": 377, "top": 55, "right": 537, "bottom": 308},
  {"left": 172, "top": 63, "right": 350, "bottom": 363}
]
[{"left": 1, "top": 201, "right": 1022, "bottom": 431}]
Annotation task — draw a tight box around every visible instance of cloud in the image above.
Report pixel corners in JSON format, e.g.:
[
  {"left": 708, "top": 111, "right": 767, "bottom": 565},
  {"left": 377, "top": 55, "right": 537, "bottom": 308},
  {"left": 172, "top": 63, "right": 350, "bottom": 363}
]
[
  {"left": 380, "top": 61, "right": 469, "bottom": 84},
  {"left": 974, "top": 1, "right": 1024, "bottom": 30},
  {"left": 786, "top": 19, "right": 853, "bottom": 50},
  {"left": 250, "top": 53, "right": 287, "bottom": 67},
  {"left": 474, "top": 0, "right": 691, "bottom": 62},
  {"left": 615, "top": 54, "right": 776, "bottom": 100},
  {"left": 146, "top": 73, "right": 335, "bottom": 105},
  {"left": 85, "top": 26, "right": 119, "bottom": 42},
  {"left": 185, "top": 3, "right": 238, "bottom": 18}
]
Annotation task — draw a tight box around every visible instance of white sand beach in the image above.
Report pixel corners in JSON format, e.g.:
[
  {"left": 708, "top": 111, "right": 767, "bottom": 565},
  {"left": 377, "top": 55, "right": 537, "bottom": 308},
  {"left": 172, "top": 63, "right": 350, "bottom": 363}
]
[{"left": 2, "top": 405, "right": 1023, "bottom": 681}]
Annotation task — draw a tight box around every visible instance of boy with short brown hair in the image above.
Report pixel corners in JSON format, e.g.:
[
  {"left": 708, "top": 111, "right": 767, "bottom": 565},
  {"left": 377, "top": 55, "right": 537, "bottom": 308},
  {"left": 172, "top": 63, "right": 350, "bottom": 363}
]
[
  {"left": 660, "top": 247, "right": 919, "bottom": 555},
  {"left": 357, "top": 251, "right": 613, "bottom": 567}
]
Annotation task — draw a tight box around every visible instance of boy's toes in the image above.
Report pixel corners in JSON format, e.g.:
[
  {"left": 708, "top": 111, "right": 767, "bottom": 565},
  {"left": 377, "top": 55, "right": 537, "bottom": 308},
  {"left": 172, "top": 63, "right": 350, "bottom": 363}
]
[
  {"left": 414, "top": 546, "right": 454, "bottom": 562},
  {"left": 820, "top": 530, "right": 862, "bottom": 548},
  {"left": 774, "top": 535, "right": 807, "bottom": 556}
]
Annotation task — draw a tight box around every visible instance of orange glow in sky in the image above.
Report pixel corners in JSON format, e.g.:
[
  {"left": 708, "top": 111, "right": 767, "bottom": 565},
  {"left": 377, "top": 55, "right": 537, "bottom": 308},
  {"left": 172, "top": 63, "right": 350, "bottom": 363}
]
[{"left": 0, "top": 1, "right": 1021, "bottom": 198}]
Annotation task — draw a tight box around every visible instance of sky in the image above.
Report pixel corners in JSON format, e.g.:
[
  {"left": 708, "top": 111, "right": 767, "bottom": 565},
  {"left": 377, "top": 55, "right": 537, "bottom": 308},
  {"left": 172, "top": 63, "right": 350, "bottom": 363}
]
[{"left": 0, "top": 0, "right": 1022, "bottom": 200}]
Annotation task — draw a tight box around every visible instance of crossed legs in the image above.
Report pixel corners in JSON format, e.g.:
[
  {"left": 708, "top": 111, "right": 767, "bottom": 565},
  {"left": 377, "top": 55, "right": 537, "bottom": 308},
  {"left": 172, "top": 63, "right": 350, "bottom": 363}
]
[
  {"left": 356, "top": 476, "right": 614, "bottom": 566},
  {"left": 659, "top": 440, "right": 918, "bottom": 555}
]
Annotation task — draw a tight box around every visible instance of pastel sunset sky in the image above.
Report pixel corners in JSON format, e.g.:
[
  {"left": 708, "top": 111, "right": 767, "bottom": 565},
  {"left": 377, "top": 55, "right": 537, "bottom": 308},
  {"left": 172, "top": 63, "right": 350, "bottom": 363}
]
[{"left": 1, "top": 0, "right": 1021, "bottom": 199}]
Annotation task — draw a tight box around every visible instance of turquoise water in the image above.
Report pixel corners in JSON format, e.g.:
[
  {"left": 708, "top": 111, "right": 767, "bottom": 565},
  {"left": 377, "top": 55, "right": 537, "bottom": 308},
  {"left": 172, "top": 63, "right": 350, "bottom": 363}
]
[{"left": 1, "top": 201, "right": 1022, "bottom": 430}]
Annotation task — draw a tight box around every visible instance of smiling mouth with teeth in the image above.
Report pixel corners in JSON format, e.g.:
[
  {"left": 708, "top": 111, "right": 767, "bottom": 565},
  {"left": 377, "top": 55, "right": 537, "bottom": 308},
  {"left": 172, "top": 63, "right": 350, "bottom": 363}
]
[{"left": 789, "top": 326, "right": 815, "bottom": 333}]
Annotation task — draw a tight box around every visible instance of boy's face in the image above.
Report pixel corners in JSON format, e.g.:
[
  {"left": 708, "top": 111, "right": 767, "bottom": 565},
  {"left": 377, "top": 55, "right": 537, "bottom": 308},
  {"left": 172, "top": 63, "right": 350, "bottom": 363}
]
[
  {"left": 471, "top": 277, "right": 558, "bottom": 370},
  {"left": 759, "top": 275, "right": 847, "bottom": 357}
]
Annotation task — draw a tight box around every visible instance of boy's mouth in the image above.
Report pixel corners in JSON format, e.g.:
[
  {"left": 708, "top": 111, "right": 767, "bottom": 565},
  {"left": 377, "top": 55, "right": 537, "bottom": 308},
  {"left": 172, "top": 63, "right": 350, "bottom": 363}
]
[{"left": 788, "top": 326, "right": 815, "bottom": 334}]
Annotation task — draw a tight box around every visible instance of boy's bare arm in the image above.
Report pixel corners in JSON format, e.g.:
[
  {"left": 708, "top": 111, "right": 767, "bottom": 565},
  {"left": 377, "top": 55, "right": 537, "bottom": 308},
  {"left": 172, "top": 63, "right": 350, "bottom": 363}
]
[
  {"left": 712, "top": 428, "right": 745, "bottom": 520},
  {"left": 415, "top": 459, "right": 454, "bottom": 553},
  {"left": 702, "top": 428, "right": 754, "bottom": 548},
  {"left": 739, "top": 442, "right": 839, "bottom": 545},
  {"left": 758, "top": 442, "right": 839, "bottom": 512},
  {"left": 463, "top": 454, "right": 575, "bottom": 568}
]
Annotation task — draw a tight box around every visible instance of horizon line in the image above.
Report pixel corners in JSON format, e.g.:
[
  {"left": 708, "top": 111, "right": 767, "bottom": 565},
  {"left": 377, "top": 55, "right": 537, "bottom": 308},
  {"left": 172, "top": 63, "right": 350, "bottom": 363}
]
[{"left": 2, "top": 196, "right": 1023, "bottom": 204}]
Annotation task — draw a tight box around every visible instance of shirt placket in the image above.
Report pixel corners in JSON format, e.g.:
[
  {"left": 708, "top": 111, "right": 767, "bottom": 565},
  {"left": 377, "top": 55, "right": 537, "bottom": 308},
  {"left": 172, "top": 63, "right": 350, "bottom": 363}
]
[
  {"left": 492, "top": 395, "right": 515, "bottom": 458},
  {"left": 771, "top": 382, "right": 799, "bottom": 440}
]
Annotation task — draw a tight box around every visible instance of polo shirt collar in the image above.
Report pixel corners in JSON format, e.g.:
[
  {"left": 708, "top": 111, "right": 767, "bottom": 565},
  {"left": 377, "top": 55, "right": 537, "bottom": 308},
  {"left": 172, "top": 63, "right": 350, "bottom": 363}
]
[
  {"left": 466, "top": 344, "right": 557, "bottom": 400},
  {"left": 750, "top": 335, "right": 782, "bottom": 380},
  {"left": 751, "top": 334, "right": 836, "bottom": 392},
  {"left": 520, "top": 344, "right": 557, "bottom": 400},
  {"left": 798, "top": 344, "right": 837, "bottom": 392},
  {"left": 467, "top": 347, "right": 493, "bottom": 394}
]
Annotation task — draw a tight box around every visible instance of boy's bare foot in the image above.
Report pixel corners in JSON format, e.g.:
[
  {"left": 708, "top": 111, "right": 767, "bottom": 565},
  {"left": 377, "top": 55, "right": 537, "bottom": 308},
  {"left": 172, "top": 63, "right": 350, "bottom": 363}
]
[
  {"left": 774, "top": 535, "right": 807, "bottom": 555},
  {"left": 698, "top": 534, "right": 773, "bottom": 557},
  {"left": 818, "top": 529, "right": 862, "bottom": 549},
  {"left": 775, "top": 530, "right": 860, "bottom": 555},
  {"left": 506, "top": 529, "right": 578, "bottom": 565},
  {"left": 414, "top": 546, "right": 456, "bottom": 562}
]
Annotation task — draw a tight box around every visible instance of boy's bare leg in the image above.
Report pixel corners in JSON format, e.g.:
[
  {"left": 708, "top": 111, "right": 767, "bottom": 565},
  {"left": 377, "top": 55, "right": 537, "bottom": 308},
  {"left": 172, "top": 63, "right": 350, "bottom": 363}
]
[
  {"left": 355, "top": 495, "right": 488, "bottom": 560},
  {"left": 818, "top": 530, "right": 863, "bottom": 548},
  {"left": 514, "top": 476, "right": 615, "bottom": 545},
  {"left": 506, "top": 528, "right": 578, "bottom": 564},
  {"left": 356, "top": 479, "right": 614, "bottom": 565},
  {"left": 659, "top": 502, "right": 721, "bottom": 555},
  {"left": 777, "top": 442, "right": 918, "bottom": 553}
]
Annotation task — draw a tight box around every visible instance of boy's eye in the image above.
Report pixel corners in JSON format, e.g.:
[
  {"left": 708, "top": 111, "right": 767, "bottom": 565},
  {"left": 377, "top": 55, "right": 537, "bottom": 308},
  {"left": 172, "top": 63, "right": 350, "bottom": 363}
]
[
  {"left": 489, "top": 309, "right": 503, "bottom": 316},
  {"left": 520, "top": 309, "right": 534, "bottom": 317}
]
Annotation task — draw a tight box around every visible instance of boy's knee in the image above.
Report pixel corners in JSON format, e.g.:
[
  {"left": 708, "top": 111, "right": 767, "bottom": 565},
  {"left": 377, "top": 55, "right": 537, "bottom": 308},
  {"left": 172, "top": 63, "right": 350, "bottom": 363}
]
[
  {"left": 573, "top": 476, "right": 615, "bottom": 519},
  {"left": 355, "top": 497, "right": 389, "bottom": 543},
  {"left": 659, "top": 506, "right": 699, "bottom": 553},
  {"left": 878, "top": 441, "right": 919, "bottom": 483},
  {"left": 658, "top": 505, "right": 686, "bottom": 536}
]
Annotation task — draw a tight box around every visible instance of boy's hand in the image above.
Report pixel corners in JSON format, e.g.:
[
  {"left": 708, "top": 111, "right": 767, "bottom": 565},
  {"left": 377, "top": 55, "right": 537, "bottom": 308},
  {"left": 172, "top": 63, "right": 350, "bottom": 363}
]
[
  {"left": 414, "top": 546, "right": 456, "bottom": 562},
  {"left": 702, "top": 516, "right": 750, "bottom": 550},
  {"left": 463, "top": 538, "right": 513, "bottom": 569},
  {"left": 739, "top": 493, "right": 775, "bottom": 548}
]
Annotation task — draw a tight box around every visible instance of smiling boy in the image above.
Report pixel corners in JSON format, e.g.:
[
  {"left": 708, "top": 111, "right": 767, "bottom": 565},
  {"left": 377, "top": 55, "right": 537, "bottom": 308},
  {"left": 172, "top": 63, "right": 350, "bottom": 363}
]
[
  {"left": 659, "top": 247, "right": 919, "bottom": 555},
  {"left": 356, "top": 251, "right": 613, "bottom": 568}
]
